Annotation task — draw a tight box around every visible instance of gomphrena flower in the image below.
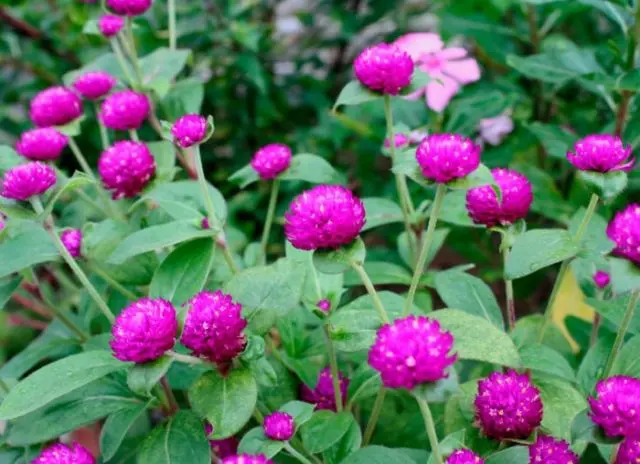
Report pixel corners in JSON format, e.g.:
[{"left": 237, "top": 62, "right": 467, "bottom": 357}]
[
  {"left": 32, "top": 442, "right": 95, "bottom": 464},
  {"left": 416, "top": 134, "right": 481, "bottom": 183},
  {"left": 205, "top": 423, "right": 238, "bottom": 458},
  {"left": 316, "top": 299, "right": 331, "bottom": 313},
  {"left": 30, "top": 86, "right": 82, "bottom": 128},
  {"left": 106, "top": 0, "right": 153, "bottom": 16},
  {"left": 250, "top": 143, "right": 292, "bottom": 180},
  {"left": 567, "top": 135, "right": 635, "bottom": 173},
  {"left": 98, "top": 15, "right": 124, "bottom": 38},
  {"left": 263, "top": 412, "right": 295, "bottom": 441},
  {"left": 284, "top": 185, "right": 366, "bottom": 251},
  {"left": 589, "top": 376, "right": 640, "bottom": 439},
  {"left": 528, "top": 435, "right": 579, "bottom": 464},
  {"left": 61, "top": 229, "right": 82, "bottom": 258},
  {"left": 466, "top": 168, "right": 533, "bottom": 227},
  {"left": 181, "top": 291, "right": 248, "bottom": 365},
  {"left": 616, "top": 439, "right": 640, "bottom": 464},
  {"left": 110, "top": 298, "right": 178, "bottom": 363},
  {"left": 300, "top": 367, "right": 349, "bottom": 412},
  {"left": 384, "top": 133, "right": 410, "bottom": 149},
  {"left": 445, "top": 449, "right": 484, "bottom": 464},
  {"left": 353, "top": 43, "right": 414, "bottom": 95},
  {"left": 593, "top": 270, "right": 611, "bottom": 289},
  {"left": 1, "top": 162, "right": 56, "bottom": 201},
  {"left": 607, "top": 204, "right": 640, "bottom": 266},
  {"left": 16, "top": 128, "right": 68, "bottom": 161},
  {"left": 368, "top": 315, "right": 456, "bottom": 390},
  {"left": 221, "top": 455, "right": 272, "bottom": 464},
  {"left": 73, "top": 71, "right": 117, "bottom": 100},
  {"left": 99, "top": 90, "right": 150, "bottom": 131},
  {"left": 98, "top": 141, "right": 156, "bottom": 199},
  {"left": 171, "top": 114, "right": 208, "bottom": 148},
  {"left": 474, "top": 370, "right": 543, "bottom": 440}
]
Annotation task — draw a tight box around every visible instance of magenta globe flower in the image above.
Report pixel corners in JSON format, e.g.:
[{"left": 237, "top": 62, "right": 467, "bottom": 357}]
[
  {"left": 110, "top": 298, "right": 177, "bottom": 363},
  {"left": 445, "top": 449, "right": 484, "bottom": 464},
  {"left": 263, "top": 412, "right": 295, "bottom": 441},
  {"left": 250, "top": 143, "right": 292, "bottom": 180},
  {"left": 617, "top": 439, "right": 640, "bottom": 464},
  {"left": 171, "top": 114, "right": 208, "bottom": 148},
  {"left": 284, "top": 185, "right": 366, "bottom": 251},
  {"left": 593, "top": 270, "right": 611, "bottom": 289},
  {"left": 106, "top": 0, "right": 152, "bottom": 15},
  {"left": 368, "top": 315, "right": 456, "bottom": 390},
  {"left": 607, "top": 204, "right": 640, "bottom": 266},
  {"left": 1, "top": 162, "right": 56, "bottom": 201},
  {"left": 99, "top": 90, "right": 150, "bottom": 131},
  {"left": 384, "top": 133, "right": 410, "bottom": 149},
  {"left": 98, "top": 15, "right": 124, "bottom": 38},
  {"left": 61, "top": 229, "right": 82, "bottom": 258},
  {"left": 32, "top": 442, "right": 95, "bottom": 464},
  {"left": 528, "top": 436, "right": 579, "bottom": 464},
  {"left": 416, "top": 134, "right": 481, "bottom": 183},
  {"left": 300, "top": 367, "right": 349, "bottom": 412},
  {"left": 316, "top": 299, "right": 331, "bottom": 313},
  {"left": 181, "top": 291, "right": 248, "bottom": 366},
  {"left": 204, "top": 423, "right": 239, "bottom": 458},
  {"left": 222, "top": 455, "right": 272, "bottom": 464},
  {"left": 589, "top": 376, "right": 640, "bottom": 439},
  {"left": 16, "top": 128, "right": 68, "bottom": 161},
  {"left": 466, "top": 168, "right": 533, "bottom": 227},
  {"left": 98, "top": 141, "right": 156, "bottom": 199},
  {"left": 567, "top": 135, "right": 635, "bottom": 173},
  {"left": 353, "top": 43, "right": 414, "bottom": 95},
  {"left": 30, "top": 87, "right": 82, "bottom": 128},
  {"left": 73, "top": 71, "right": 117, "bottom": 100},
  {"left": 474, "top": 370, "right": 543, "bottom": 440}
]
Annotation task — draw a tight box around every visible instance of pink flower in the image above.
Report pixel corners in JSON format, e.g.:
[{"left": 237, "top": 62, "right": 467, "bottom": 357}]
[
  {"left": 263, "top": 412, "right": 295, "bottom": 441},
  {"left": 300, "top": 367, "right": 349, "bottom": 412},
  {"left": 478, "top": 113, "right": 514, "bottom": 146},
  {"left": 593, "top": 271, "right": 611, "bottom": 289},
  {"left": 528, "top": 436, "right": 579, "bottom": 464},
  {"left": 607, "top": 204, "right": 640, "bottom": 266},
  {"left": 567, "top": 135, "right": 635, "bottom": 173},
  {"left": 445, "top": 449, "right": 484, "bottom": 464},
  {"left": 384, "top": 133, "right": 410, "bottom": 149},
  {"left": 316, "top": 299, "right": 331, "bottom": 313},
  {"left": 73, "top": 71, "right": 117, "bottom": 100},
  {"left": 1, "top": 162, "right": 56, "bottom": 200},
  {"left": 394, "top": 33, "right": 481, "bottom": 112},
  {"left": 106, "top": 0, "right": 152, "bottom": 16},
  {"left": 204, "top": 423, "right": 238, "bottom": 458},
  {"left": 353, "top": 43, "right": 414, "bottom": 95},
  {"left": 416, "top": 134, "right": 481, "bottom": 183},
  {"left": 16, "top": 128, "right": 68, "bottom": 161},
  {"left": 30, "top": 86, "right": 83, "bottom": 128},
  {"left": 98, "top": 15, "right": 124, "bottom": 38},
  {"left": 589, "top": 376, "right": 640, "bottom": 439},
  {"left": 61, "top": 229, "right": 83, "bottom": 258},
  {"left": 98, "top": 141, "right": 156, "bottom": 199},
  {"left": 251, "top": 143, "right": 292, "bottom": 180},
  {"left": 222, "top": 456, "right": 272, "bottom": 464},
  {"left": 617, "top": 439, "right": 640, "bottom": 464},
  {"left": 99, "top": 90, "right": 150, "bottom": 131},
  {"left": 32, "top": 442, "right": 95, "bottom": 464},
  {"left": 171, "top": 114, "right": 208, "bottom": 148}
]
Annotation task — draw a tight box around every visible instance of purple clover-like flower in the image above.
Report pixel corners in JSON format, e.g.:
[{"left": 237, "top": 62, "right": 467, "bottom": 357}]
[
  {"left": 353, "top": 43, "right": 414, "bottom": 95},
  {"left": 445, "top": 449, "right": 484, "bottom": 464},
  {"left": 593, "top": 271, "right": 611, "bottom": 289},
  {"left": 474, "top": 370, "right": 543, "bottom": 440},
  {"left": 221, "top": 455, "right": 272, "bottom": 464},
  {"left": 98, "top": 141, "right": 156, "bottom": 199},
  {"left": 204, "top": 423, "right": 239, "bottom": 458},
  {"left": 181, "top": 291, "right": 248, "bottom": 366},
  {"left": 16, "top": 128, "right": 68, "bottom": 161},
  {"left": 416, "top": 134, "right": 481, "bottom": 183},
  {"left": 528, "top": 435, "right": 579, "bottom": 464},
  {"left": 284, "top": 185, "right": 366, "bottom": 251},
  {"left": 316, "top": 299, "right": 331, "bottom": 313},
  {"left": 73, "top": 71, "right": 117, "bottom": 100},
  {"left": 263, "top": 412, "right": 295, "bottom": 441},
  {"left": 99, "top": 90, "right": 150, "bottom": 131},
  {"left": 466, "top": 168, "right": 533, "bottom": 227},
  {"left": 250, "top": 143, "right": 292, "bottom": 180},
  {"left": 607, "top": 204, "right": 640, "bottom": 266},
  {"left": 110, "top": 298, "right": 178, "bottom": 363},
  {"left": 30, "top": 87, "right": 83, "bottom": 128},
  {"left": 368, "top": 315, "right": 456, "bottom": 390},
  {"left": 31, "top": 442, "right": 95, "bottom": 464},
  {"left": 300, "top": 367, "right": 349, "bottom": 412},
  {"left": 106, "top": 0, "right": 152, "bottom": 16},
  {"left": 1, "top": 162, "right": 56, "bottom": 201},
  {"left": 589, "top": 376, "right": 640, "bottom": 439},
  {"left": 98, "top": 15, "right": 124, "bottom": 38},
  {"left": 171, "top": 114, "right": 208, "bottom": 148},
  {"left": 567, "top": 135, "right": 635, "bottom": 173},
  {"left": 616, "top": 439, "right": 640, "bottom": 464},
  {"left": 61, "top": 229, "right": 82, "bottom": 258}
]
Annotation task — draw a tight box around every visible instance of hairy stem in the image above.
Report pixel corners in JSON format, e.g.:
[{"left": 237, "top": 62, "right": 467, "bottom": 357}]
[
  {"left": 168, "top": 0, "right": 177, "bottom": 50},
  {"left": 503, "top": 247, "right": 516, "bottom": 331},
  {"left": 603, "top": 289, "right": 640, "bottom": 378},
  {"left": 89, "top": 262, "right": 140, "bottom": 301},
  {"left": 323, "top": 325, "right": 344, "bottom": 413},
  {"left": 363, "top": 387, "right": 386, "bottom": 446},
  {"left": 416, "top": 395, "right": 443, "bottom": 464},
  {"left": 350, "top": 261, "right": 390, "bottom": 323}
]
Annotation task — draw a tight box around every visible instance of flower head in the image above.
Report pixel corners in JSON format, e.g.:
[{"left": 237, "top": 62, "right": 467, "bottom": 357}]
[
  {"left": 589, "top": 376, "right": 640, "bottom": 439},
  {"left": 204, "top": 423, "right": 238, "bottom": 458},
  {"left": 474, "top": 370, "right": 543, "bottom": 440},
  {"left": 445, "top": 449, "right": 484, "bottom": 464},
  {"left": 99, "top": 90, "right": 150, "bottom": 131},
  {"left": 300, "top": 367, "right": 349, "bottom": 412},
  {"left": 61, "top": 229, "right": 82, "bottom": 258},
  {"left": 478, "top": 114, "right": 514, "bottom": 146},
  {"left": 98, "top": 141, "right": 156, "bottom": 199},
  {"left": 73, "top": 71, "right": 117, "bottom": 100},
  {"left": 16, "top": 128, "right": 68, "bottom": 161},
  {"left": 466, "top": 168, "right": 533, "bottom": 227},
  {"left": 567, "top": 135, "right": 635, "bottom": 173},
  {"left": 251, "top": 143, "right": 292, "bottom": 180},
  {"left": 384, "top": 133, "right": 410, "bottom": 149},
  {"left": 316, "top": 299, "right": 331, "bottom": 313},
  {"left": 110, "top": 298, "right": 177, "bottom": 363},
  {"left": 593, "top": 271, "right": 611, "bottom": 289},
  {"left": 106, "top": 0, "right": 152, "bottom": 16},
  {"left": 368, "top": 315, "right": 456, "bottom": 390},
  {"left": 528, "top": 435, "right": 579, "bottom": 464},
  {"left": 284, "top": 185, "right": 365, "bottom": 251},
  {"left": 221, "top": 455, "right": 272, "bottom": 464},
  {"left": 353, "top": 43, "right": 414, "bottom": 95},
  {"left": 171, "top": 114, "right": 208, "bottom": 148},
  {"left": 263, "top": 412, "right": 295, "bottom": 441},
  {"left": 30, "top": 86, "right": 82, "bottom": 128},
  {"left": 416, "top": 134, "right": 481, "bottom": 183},
  {"left": 98, "top": 15, "right": 124, "bottom": 37},
  {"left": 394, "top": 33, "right": 481, "bottom": 112},
  {"left": 616, "top": 439, "right": 640, "bottom": 464},
  {"left": 32, "top": 442, "right": 95, "bottom": 464},
  {"left": 607, "top": 204, "right": 640, "bottom": 266},
  {"left": 181, "top": 291, "right": 248, "bottom": 365},
  {"left": 1, "top": 162, "right": 56, "bottom": 200}
]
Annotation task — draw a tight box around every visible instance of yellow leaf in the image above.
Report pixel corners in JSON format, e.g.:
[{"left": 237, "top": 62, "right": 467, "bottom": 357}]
[{"left": 551, "top": 269, "right": 595, "bottom": 352}]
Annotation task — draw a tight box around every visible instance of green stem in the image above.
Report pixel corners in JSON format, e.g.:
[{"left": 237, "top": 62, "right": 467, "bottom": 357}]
[
  {"left": 95, "top": 103, "right": 110, "bottom": 149},
  {"left": 323, "top": 325, "right": 344, "bottom": 413},
  {"left": 349, "top": 261, "right": 390, "bottom": 323},
  {"left": 160, "top": 376, "right": 178, "bottom": 415},
  {"left": 168, "top": 0, "right": 177, "bottom": 50},
  {"left": 220, "top": 241, "right": 240, "bottom": 274},
  {"left": 363, "top": 387, "right": 386, "bottom": 445},
  {"left": 168, "top": 350, "right": 204, "bottom": 365},
  {"left": 503, "top": 247, "right": 516, "bottom": 331},
  {"left": 109, "top": 37, "right": 135, "bottom": 86},
  {"left": 90, "top": 262, "right": 140, "bottom": 301},
  {"left": 404, "top": 184, "right": 447, "bottom": 315},
  {"left": 284, "top": 443, "right": 314, "bottom": 464},
  {"left": 129, "top": 129, "right": 140, "bottom": 142},
  {"left": 259, "top": 179, "right": 280, "bottom": 265},
  {"left": 124, "top": 18, "right": 144, "bottom": 85},
  {"left": 603, "top": 289, "right": 640, "bottom": 378},
  {"left": 416, "top": 395, "right": 443, "bottom": 464},
  {"left": 194, "top": 145, "right": 217, "bottom": 232}
]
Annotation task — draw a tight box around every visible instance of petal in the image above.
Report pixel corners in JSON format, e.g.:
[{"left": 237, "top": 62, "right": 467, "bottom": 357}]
[
  {"left": 426, "top": 75, "right": 460, "bottom": 112},
  {"left": 442, "top": 58, "right": 482, "bottom": 84},
  {"left": 403, "top": 88, "right": 426, "bottom": 100},
  {"left": 437, "top": 47, "right": 468, "bottom": 60},
  {"left": 394, "top": 33, "right": 443, "bottom": 61}
]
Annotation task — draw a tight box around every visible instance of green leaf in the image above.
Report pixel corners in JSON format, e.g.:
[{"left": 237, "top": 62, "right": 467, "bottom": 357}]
[
  {"left": 237, "top": 427, "right": 285, "bottom": 458},
  {"left": 100, "top": 401, "right": 150, "bottom": 460},
  {"left": 526, "top": 123, "right": 577, "bottom": 160},
  {"left": 147, "top": 141, "right": 177, "bottom": 182},
  {"left": 281, "top": 154, "right": 342, "bottom": 184},
  {"left": 361, "top": 198, "right": 404, "bottom": 232},
  {"left": 587, "top": 294, "right": 640, "bottom": 335},
  {"left": 127, "top": 356, "right": 174, "bottom": 396},
  {"left": 347, "top": 365, "right": 382, "bottom": 406},
  {"left": 577, "top": 335, "right": 614, "bottom": 395},
  {"left": 537, "top": 377, "right": 588, "bottom": 440},
  {"left": 505, "top": 229, "right": 580, "bottom": 280},
  {"left": 427, "top": 430, "right": 465, "bottom": 464},
  {"left": 140, "top": 48, "right": 191, "bottom": 83},
  {"left": 578, "top": 171, "right": 628, "bottom": 201},
  {"left": 0, "top": 351, "right": 128, "bottom": 420},
  {"left": 189, "top": 367, "right": 258, "bottom": 439},
  {"left": 149, "top": 238, "right": 215, "bottom": 306},
  {"left": 141, "top": 180, "right": 227, "bottom": 222},
  {"left": 445, "top": 90, "right": 511, "bottom": 136},
  {"left": 313, "top": 238, "right": 366, "bottom": 274},
  {"left": 137, "top": 410, "right": 210, "bottom": 464},
  {"left": 0, "top": 275, "right": 23, "bottom": 311},
  {"left": 577, "top": 0, "right": 631, "bottom": 35},
  {"left": 300, "top": 411, "right": 354, "bottom": 454},
  {"left": 392, "top": 148, "right": 432, "bottom": 188},
  {"left": 163, "top": 78, "right": 205, "bottom": 120},
  {"left": 429, "top": 309, "right": 522, "bottom": 368},
  {"left": 344, "top": 261, "right": 412, "bottom": 287},
  {"left": 63, "top": 53, "right": 128, "bottom": 85},
  {"left": 519, "top": 344, "right": 576, "bottom": 382},
  {"left": 485, "top": 446, "right": 529, "bottom": 464},
  {"left": 0, "top": 226, "right": 58, "bottom": 279},
  {"left": 280, "top": 400, "right": 315, "bottom": 428},
  {"left": 609, "top": 257, "right": 640, "bottom": 294},
  {"left": 341, "top": 446, "right": 417, "bottom": 464},
  {"left": 333, "top": 81, "right": 382, "bottom": 110},
  {"left": 447, "top": 164, "right": 496, "bottom": 191},
  {"left": 569, "top": 209, "right": 615, "bottom": 260},
  {"left": 611, "top": 336, "right": 640, "bottom": 377},
  {"left": 570, "top": 409, "right": 621, "bottom": 445},
  {"left": 323, "top": 418, "right": 362, "bottom": 464},
  {"left": 229, "top": 164, "right": 260, "bottom": 189},
  {"left": 41, "top": 172, "right": 93, "bottom": 219},
  {"left": 236, "top": 53, "right": 268, "bottom": 93},
  {"left": 507, "top": 50, "right": 603, "bottom": 85}
]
